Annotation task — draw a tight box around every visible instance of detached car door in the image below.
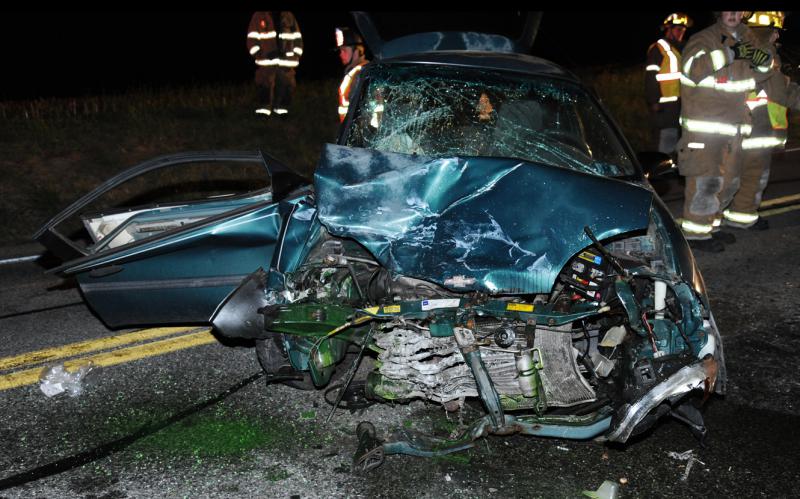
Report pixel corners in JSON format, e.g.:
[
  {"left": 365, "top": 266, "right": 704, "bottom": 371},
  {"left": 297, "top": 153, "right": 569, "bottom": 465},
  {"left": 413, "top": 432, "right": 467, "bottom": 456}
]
[{"left": 35, "top": 151, "right": 308, "bottom": 327}]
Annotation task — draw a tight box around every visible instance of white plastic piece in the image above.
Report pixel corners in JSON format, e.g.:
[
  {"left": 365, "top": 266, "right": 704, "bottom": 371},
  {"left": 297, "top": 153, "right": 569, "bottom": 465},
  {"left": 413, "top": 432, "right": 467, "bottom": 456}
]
[
  {"left": 654, "top": 280, "right": 667, "bottom": 320},
  {"left": 39, "top": 362, "right": 94, "bottom": 398},
  {"left": 590, "top": 351, "right": 615, "bottom": 378},
  {"left": 582, "top": 480, "right": 619, "bottom": 499},
  {"left": 599, "top": 325, "right": 626, "bottom": 348}
]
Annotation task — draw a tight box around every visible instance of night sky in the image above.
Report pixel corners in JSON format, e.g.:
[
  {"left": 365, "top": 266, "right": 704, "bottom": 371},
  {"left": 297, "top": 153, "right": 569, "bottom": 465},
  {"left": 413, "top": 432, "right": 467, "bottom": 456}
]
[{"left": 1, "top": 11, "right": 796, "bottom": 101}]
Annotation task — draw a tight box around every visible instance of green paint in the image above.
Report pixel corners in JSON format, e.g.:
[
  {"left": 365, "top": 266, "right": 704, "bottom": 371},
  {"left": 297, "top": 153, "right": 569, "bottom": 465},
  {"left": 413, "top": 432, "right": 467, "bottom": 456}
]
[
  {"left": 431, "top": 417, "right": 459, "bottom": 436},
  {"left": 102, "top": 406, "right": 311, "bottom": 460},
  {"left": 433, "top": 452, "right": 472, "bottom": 465},
  {"left": 138, "top": 416, "right": 279, "bottom": 457}
]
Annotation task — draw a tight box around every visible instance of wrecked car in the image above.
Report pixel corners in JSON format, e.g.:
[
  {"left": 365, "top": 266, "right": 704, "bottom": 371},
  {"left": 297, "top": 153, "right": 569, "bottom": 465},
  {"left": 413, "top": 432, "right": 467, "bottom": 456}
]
[{"left": 35, "top": 15, "right": 725, "bottom": 471}]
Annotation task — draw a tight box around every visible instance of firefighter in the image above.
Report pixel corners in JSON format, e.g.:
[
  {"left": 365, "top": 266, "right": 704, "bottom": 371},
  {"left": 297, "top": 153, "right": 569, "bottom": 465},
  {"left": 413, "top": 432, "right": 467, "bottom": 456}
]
[
  {"left": 675, "top": 12, "right": 775, "bottom": 252},
  {"left": 335, "top": 27, "right": 369, "bottom": 122},
  {"left": 725, "top": 12, "right": 800, "bottom": 231},
  {"left": 247, "top": 12, "right": 303, "bottom": 117},
  {"left": 645, "top": 13, "right": 693, "bottom": 155}
]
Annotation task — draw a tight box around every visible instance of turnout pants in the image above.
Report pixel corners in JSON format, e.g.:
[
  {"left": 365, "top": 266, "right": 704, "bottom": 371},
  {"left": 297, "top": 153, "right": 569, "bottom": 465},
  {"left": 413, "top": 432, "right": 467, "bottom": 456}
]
[
  {"left": 677, "top": 132, "right": 744, "bottom": 240},
  {"left": 273, "top": 68, "right": 296, "bottom": 114},
  {"left": 725, "top": 148, "right": 772, "bottom": 228},
  {"left": 254, "top": 68, "right": 296, "bottom": 115},
  {"left": 255, "top": 67, "right": 277, "bottom": 115}
]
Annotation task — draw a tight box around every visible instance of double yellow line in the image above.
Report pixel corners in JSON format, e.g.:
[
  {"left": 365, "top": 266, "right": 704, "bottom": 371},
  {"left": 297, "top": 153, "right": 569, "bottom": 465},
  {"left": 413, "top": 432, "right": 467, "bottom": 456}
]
[
  {"left": 0, "top": 326, "right": 217, "bottom": 392},
  {"left": 759, "top": 193, "right": 800, "bottom": 217}
]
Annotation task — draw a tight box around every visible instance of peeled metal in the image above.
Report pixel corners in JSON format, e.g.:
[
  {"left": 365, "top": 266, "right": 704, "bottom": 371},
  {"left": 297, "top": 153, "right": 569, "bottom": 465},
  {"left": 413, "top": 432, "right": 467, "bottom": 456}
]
[{"left": 604, "top": 359, "right": 716, "bottom": 442}]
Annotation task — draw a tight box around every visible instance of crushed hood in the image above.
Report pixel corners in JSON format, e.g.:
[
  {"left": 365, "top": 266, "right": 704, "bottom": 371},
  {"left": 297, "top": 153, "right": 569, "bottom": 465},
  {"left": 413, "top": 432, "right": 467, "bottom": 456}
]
[{"left": 315, "top": 144, "right": 652, "bottom": 294}]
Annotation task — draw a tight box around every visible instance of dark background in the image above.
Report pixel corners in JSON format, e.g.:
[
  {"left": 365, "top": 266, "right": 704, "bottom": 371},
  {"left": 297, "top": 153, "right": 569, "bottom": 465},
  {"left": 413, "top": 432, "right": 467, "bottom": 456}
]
[{"left": 0, "top": 11, "right": 796, "bottom": 101}]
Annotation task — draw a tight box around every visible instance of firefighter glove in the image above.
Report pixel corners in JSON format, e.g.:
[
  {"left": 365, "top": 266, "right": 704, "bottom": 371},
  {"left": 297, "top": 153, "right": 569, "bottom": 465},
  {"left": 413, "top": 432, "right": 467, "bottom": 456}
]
[
  {"left": 731, "top": 41, "right": 754, "bottom": 60},
  {"left": 750, "top": 48, "right": 771, "bottom": 67}
]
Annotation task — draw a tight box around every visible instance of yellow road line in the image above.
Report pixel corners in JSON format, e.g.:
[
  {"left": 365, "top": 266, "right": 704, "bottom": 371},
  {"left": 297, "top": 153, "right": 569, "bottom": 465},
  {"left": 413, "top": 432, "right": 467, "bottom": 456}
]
[
  {"left": 0, "top": 329, "right": 216, "bottom": 392},
  {"left": 0, "top": 326, "right": 201, "bottom": 371},
  {"left": 759, "top": 203, "right": 800, "bottom": 217},
  {"left": 760, "top": 193, "right": 800, "bottom": 208}
]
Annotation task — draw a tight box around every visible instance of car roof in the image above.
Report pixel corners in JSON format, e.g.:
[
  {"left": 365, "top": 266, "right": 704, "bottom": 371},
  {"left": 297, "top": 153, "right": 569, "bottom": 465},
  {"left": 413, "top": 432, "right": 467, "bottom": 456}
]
[{"left": 380, "top": 50, "right": 579, "bottom": 82}]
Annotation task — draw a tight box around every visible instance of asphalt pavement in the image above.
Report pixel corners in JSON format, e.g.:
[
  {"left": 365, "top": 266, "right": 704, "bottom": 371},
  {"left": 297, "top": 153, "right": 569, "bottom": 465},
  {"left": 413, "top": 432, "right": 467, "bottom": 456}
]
[{"left": 0, "top": 153, "right": 798, "bottom": 498}]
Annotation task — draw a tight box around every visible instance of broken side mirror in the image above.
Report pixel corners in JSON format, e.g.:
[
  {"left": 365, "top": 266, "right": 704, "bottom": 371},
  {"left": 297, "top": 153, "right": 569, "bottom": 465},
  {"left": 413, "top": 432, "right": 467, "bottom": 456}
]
[{"left": 637, "top": 151, "right": 676, "bottom": 179}]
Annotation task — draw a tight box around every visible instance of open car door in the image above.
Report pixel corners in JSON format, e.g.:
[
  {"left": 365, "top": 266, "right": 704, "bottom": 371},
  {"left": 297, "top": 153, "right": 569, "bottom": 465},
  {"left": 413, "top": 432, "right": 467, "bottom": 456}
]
[{"left": 34, "top": 150, "right": 308, "bottom": 327}]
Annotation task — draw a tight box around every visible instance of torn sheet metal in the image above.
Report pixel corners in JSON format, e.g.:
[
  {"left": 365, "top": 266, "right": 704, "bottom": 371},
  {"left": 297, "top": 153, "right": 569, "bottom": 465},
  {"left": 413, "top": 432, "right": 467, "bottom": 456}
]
[{"left": 315, "top": 144, "right": 653, "bottom": 294}]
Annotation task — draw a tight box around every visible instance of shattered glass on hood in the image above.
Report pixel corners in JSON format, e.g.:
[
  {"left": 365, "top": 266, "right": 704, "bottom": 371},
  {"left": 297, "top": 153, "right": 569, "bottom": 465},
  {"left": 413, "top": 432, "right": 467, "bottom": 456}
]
[
  {"left": 315, "top": 145, "right": 652, "bottom": 294},
  {"left": 344, "top": 64, "right": 636, "bottom": 178}
]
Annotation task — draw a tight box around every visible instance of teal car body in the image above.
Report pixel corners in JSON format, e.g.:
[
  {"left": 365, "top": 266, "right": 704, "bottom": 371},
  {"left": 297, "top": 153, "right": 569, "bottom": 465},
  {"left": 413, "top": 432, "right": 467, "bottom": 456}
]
[{"left": 37, "top": 30, "right": 725, "bottom": 468}]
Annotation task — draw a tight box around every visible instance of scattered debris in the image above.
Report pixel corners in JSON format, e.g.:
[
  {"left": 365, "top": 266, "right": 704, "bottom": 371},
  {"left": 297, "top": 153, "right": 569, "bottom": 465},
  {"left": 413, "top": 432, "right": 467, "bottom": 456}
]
[
  {"left": 556, "top": 445, "right": 570, "bottom": 452},
  {"left": 667, "top": 449, "right": 706, "bottom": 481},
  {"left": 618, "top": 477, "right": 628, "bottom": 485},
  {"left": 445, "top": 473, "right": 452, "bottom": 482},
  {"left": 39, "top": 362, "right": 94, "bottom": 397},
  {"left": 582, "top": 480, "right": 619, "bottom": 499}
]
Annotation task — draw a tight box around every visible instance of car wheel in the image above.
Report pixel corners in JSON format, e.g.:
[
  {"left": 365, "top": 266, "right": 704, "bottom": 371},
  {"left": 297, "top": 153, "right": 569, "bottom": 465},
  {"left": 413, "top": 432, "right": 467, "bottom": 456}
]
[{"left": 255, "top": 335, "right": 315, "bottom": 390}]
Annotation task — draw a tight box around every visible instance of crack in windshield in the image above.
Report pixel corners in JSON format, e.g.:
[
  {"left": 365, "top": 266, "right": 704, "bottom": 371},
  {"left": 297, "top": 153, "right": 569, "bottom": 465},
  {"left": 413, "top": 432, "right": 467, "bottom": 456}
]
[{"left": 344, "top": 64, "right": 635, "bottom": 177}]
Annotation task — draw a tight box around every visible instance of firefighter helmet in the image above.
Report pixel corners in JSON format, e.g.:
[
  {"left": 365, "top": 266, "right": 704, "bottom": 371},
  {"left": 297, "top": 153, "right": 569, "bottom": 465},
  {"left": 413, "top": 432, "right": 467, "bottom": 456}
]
[
  {"left": 661, "top": 12, "right": 693, "bottom": 29},
  {"left": 335, "top": 27, "right": 364, "bottom": 49},
  {"left": 744, "top": 11, "right": 785, "bottom": 30}
]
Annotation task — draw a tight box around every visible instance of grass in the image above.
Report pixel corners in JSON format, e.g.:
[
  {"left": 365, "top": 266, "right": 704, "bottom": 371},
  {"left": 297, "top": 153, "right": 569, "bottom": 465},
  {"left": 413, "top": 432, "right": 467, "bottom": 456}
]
[
  {"left": 3, "top": 67, "right": 799, "bottom": 246},
  {"left": 577, "top": 65, "right": 654, "bottom": 152},
  {"left": 0, "top": 79, "right": 340, "bottom": 245}
]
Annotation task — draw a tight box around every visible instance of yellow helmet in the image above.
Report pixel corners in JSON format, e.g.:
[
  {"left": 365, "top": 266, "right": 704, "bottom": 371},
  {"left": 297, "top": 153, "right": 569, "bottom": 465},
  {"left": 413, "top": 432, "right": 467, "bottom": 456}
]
[
  {"left": 744, "top": 11, "right": 785, "bottom": 30},
  {"left": 662, "top": 12, "right": 693, "bottom": 29}
]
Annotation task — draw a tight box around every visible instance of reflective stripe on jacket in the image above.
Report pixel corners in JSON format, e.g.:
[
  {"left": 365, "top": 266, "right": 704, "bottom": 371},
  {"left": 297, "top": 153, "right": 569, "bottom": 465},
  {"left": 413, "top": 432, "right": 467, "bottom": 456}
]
[
  {"left": 646, "top": 39, "right": 681, "bottom": 103},
  {"left": 746, "top": 89, "right": 787, "bottom": 130},
  {"left": 338, "top": 62, "right": 366, "bottom": 122},
  {"left": 680, "top": 21, "right": 774, "bottom": 137},
  {"left": 741, "top": 52, "right": 799, "bottom": 150},
  {"left": 247, "top": 12, "right": 302, "bottom": 68}
]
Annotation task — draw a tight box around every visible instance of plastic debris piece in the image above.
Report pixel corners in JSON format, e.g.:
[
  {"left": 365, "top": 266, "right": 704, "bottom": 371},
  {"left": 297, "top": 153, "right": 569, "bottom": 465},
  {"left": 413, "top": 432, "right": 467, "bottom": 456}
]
[
  {"left": 582, "top": 480, "right": 619, "bottom": 499},
  {"left": 599, "top": 325, "right": 626, "bottom": 347},
  {"left": 39, "top": 362, "right": 94, "bottom": 398},
  {"left": 445, "top": 474, "right": 452, "bottom": 482},
  {"left": 590, "top": 351, "right": 615, "bottom": 377}
]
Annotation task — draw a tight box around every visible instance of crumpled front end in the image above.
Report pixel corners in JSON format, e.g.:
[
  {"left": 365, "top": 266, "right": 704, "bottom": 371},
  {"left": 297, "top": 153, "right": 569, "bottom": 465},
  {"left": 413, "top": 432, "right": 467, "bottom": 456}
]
[
  {"left": 211, "top": 146, "right": 725, "bottom": 467},
  {"left": 314, "top": 144, "right": 653, "bottom": 294}
]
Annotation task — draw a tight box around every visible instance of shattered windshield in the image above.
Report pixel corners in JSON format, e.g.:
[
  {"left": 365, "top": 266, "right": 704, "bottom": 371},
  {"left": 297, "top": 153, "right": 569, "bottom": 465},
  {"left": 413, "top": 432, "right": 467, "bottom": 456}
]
[{"left": 344, "top": 64, "right": 635, "bottom": 177}]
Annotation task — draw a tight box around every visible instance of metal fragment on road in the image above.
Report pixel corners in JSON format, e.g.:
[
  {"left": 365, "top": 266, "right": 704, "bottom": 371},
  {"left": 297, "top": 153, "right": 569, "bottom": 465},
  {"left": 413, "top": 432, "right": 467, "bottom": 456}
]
[
  {"left": 0, "top": 254, "right": 40, "bottom": 265},
  {"left": 667, "top": 449, "right": 706, "bottom": 482}
]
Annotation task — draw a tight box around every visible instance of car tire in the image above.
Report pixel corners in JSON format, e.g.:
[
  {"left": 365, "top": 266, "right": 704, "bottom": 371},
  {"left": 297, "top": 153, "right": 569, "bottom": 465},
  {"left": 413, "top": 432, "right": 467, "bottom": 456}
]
[{"left": 255, "top": 335, "right": 315, "bottom": 390}]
